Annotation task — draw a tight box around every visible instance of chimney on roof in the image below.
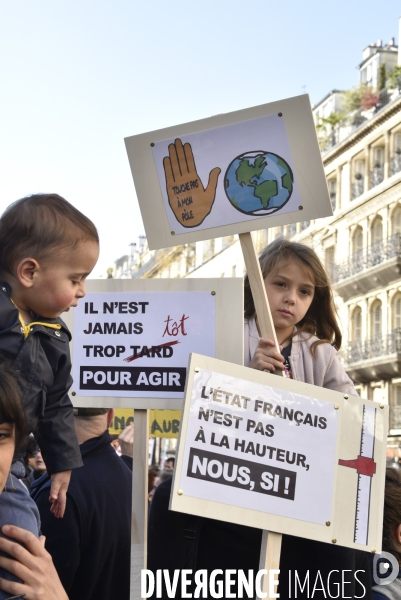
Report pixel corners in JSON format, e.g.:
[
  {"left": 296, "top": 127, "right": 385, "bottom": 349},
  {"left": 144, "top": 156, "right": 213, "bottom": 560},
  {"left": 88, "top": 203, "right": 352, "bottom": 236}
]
[
  {"left": 377, "top": 39, "right": 382, "bottom": 47},
  {"left": 390, "top": 37, "right": 395, "bottom": 46}
]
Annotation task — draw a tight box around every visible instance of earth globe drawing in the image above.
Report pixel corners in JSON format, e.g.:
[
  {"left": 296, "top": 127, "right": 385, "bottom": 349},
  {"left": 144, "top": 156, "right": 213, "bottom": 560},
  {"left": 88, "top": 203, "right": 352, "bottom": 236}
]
[{"left": 224, "top": 151, "right": 294, "bottom": 215}]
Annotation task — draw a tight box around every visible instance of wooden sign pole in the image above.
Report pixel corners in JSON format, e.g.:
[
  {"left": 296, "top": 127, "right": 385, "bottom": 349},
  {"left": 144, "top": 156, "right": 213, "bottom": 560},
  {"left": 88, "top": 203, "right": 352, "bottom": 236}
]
[
  {"left": 239, "top": 232, "right": 282, "bottom": 597},
  {"left": 130, "top": 409, "right": 149, "bottom": 600}
]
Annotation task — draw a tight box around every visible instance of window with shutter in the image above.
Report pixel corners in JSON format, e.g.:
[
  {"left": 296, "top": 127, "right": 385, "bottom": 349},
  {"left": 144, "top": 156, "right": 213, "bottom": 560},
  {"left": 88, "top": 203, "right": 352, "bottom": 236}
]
[
  {"left": 392, "top": 385, "right": 401, "bottom": 429},
  {"left": 371, "top": 302, "right": 382, "bottom": 337},
  {"left": 394, "top": 296, "right": 401, "bottom": 329},
  {"left": 371, "top": 218, "right": 383, "bottom": 245},
  {"left": 353, "top": 308, "right": 362, "bottom": 340},
  {"left": 392, "top": 208, "right": 401, "bottom": 235}
]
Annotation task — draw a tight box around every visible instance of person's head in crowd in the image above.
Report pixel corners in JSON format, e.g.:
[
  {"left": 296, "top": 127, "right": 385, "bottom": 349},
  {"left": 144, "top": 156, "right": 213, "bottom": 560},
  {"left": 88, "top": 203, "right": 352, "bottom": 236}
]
[
  {"left": 24, "top": 434, "right": 39, "bottom": 472},
  {"left": 382, "top": 467, "right": 401, "bottom": 565},
  {"left": 0, "top": 362, "right": 27, "bottom": 491},
  {"left": 33, "top": 448, "right": 47, "bottom": 476},
  {"left": 148, "top": 469, "right": 158, "bottom": 495},
  {"left": 164, "top": 457, "right": 175, "bottom": 469},
  {"left": 73, "top": 407, "right": 113, "bottom": 443},
  {"left": 157, "top": 468, "right": 174, "bottom": 486},
  {"left": 0, "top": 193, "right": 99, "bottom": 320}
]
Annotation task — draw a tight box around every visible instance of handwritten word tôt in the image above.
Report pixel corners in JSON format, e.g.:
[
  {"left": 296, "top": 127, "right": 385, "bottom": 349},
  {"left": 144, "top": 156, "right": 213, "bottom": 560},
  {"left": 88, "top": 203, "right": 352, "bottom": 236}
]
[{"left": 162, "top": 314, "right": 189, "bottom": 337}]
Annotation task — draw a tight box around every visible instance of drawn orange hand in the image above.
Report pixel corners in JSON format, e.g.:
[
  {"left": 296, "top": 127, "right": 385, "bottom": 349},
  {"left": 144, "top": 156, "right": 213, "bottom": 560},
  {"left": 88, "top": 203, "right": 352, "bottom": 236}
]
[{"left": 163, "top": 138, "right": 221, "bottom": 228}]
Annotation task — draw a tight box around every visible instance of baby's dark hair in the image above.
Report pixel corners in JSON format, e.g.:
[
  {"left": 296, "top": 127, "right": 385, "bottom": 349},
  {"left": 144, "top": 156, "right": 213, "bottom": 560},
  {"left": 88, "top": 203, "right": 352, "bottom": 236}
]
[
  {"left": 382, "top": 468, "right": 401, "bottom": 565},
  {"left": 244, "top": 238, "right": 342, "bottom": 352},
  {"left": 0, "top": 361, "right": 27, "bottom": 451},
  {"left": 0, "top": 193, "right": 99, "bottom": 275}
]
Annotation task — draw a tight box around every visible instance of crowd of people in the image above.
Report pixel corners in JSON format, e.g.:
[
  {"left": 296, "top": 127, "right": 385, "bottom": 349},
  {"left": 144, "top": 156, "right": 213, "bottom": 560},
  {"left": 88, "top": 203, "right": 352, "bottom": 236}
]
[{"left": 0, "top": 193, "right": 399, "bottom": 599}]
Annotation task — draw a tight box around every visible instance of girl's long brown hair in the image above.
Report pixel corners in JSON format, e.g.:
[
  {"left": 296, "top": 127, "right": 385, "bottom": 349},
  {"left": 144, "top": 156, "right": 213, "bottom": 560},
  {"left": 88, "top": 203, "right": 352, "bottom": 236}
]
[
  {"left": 382, "top": 468, "right": 401, "bottom": 565},
  {"left": 244, "top": 238, "right": 342, "bottom": 353}
]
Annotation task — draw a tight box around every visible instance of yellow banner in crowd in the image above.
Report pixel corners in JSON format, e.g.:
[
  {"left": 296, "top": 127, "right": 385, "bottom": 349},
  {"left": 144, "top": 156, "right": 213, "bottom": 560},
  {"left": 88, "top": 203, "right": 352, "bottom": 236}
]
[
  {"left": 109, "top": 409, "right": 134, "bottom": 435},
  {"left": 149, "top": 410, "right": 181, "bottom": 438},
  {"left": 109, "top": 409, "right": 181, "bottom": 438}
]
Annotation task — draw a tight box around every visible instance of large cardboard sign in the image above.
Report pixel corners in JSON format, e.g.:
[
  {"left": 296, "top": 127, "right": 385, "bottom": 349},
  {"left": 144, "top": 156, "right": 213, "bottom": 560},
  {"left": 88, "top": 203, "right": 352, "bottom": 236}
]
[
  {"left": 171, "top": 354, "right": 388, "bottom": 552},
  {"left": 63, "top": 279, "right": 243, "bottom": 409},
  {"left": 72, "top": 291, "right": 215, "bottom": 398},
  {"left": 125, "top": 94, "right": 332, "bottom": 250}
]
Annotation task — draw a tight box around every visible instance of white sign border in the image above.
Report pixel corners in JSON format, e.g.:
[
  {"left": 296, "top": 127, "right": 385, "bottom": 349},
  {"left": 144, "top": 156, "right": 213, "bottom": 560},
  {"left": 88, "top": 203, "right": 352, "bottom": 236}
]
[
  {"left": 171, "top": 353, "right": 388, "bottom": 552},
  {"left": 125, "top": 94, "right": 332, "bottom": 250},
  {"left": 62, "top": 279, "right": 243, "bottom": 409}
]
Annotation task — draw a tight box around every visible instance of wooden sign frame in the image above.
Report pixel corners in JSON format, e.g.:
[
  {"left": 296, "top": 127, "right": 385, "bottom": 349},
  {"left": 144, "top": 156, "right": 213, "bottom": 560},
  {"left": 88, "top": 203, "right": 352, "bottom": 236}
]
[
  {"left": 62, "top": 278, "right": 243, "bottom": 409},
  {"left": 171, "top": 353, "right": 388, "bottom": 553},
  {"left": 125, "top": 94, "right": 332, "bottom": 251}
]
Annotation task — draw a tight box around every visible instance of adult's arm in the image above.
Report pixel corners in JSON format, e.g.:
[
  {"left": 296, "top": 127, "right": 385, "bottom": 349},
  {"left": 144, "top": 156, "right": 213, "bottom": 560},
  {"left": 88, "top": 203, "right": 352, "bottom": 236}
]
[{"left": 0, "top": 525, "right": 68, "bottom": 600}]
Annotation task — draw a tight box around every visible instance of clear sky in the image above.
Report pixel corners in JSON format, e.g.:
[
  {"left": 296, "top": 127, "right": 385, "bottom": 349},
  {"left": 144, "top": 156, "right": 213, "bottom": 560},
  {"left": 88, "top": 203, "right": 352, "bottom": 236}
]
[{"left": 0, "top": 1, "right": 400, "bottom": 277}]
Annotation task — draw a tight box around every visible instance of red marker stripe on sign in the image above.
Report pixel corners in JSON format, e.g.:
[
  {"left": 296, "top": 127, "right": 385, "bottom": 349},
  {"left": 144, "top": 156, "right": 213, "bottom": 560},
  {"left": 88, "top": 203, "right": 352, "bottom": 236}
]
[
  {"left": 123, "top": 340, "right": 180, "bottom": 362},
  {"left": 338, "top": 455, "right": 376, "bottom": 477}
]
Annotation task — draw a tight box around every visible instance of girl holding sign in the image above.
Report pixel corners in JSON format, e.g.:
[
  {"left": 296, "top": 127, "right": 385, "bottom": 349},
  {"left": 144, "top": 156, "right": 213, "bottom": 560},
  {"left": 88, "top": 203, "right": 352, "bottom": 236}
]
[
  {"left": 244, "top": 238, "right": 357, "bottom": 395},
  {"left": 242, "top": 238, "right": 370, "bottom": 598}
]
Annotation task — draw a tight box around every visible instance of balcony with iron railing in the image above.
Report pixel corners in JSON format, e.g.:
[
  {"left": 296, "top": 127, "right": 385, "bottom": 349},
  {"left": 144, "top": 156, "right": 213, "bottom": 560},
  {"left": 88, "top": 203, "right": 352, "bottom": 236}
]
[
  {"left": 350, "top": 158, "right": 399, "bottom": 201},
  {"left": 321, "top": 86, "right": 401, "bottom": 155},
  {"left": 331, "top": 233, "right": 401, "bottom": 300},
  {"left": 390, "top": 151, "right": 401, "bottom": 177},
  {"left": 351, "top": 175, "right": 364, "bottom": 201},
  {"left": 370, "top": 164, "right": 385, "bottom": 188},
  {"left": 343, "top": 328, "right": 401, "bottom": 382}
]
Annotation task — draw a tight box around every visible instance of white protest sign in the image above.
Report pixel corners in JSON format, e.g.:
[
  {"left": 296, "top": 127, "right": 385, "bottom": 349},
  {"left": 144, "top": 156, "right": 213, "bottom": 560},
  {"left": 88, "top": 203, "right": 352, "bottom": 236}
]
[
  {"left": 171, "top": 354, "right": 388, "bottom": 552},
  {"left": 63, "top": 279, "right": 243, "bottom": 409},
  {"left": 73, "top": 291, "right": 214, "bottom": 398},
  {"left": 125, "top": 94, "right": 332, "bottom": 250}
]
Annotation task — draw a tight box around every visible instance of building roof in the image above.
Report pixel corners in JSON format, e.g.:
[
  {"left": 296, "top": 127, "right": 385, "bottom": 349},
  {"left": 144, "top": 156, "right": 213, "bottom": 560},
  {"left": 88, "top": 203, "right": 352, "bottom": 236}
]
[{"left": 312, "top": 89, "right": 345, "bottom": 111}]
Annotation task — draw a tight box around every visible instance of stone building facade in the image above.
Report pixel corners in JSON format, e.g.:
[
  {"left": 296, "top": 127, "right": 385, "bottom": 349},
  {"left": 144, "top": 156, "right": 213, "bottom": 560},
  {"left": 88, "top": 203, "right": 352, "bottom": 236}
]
[{"left": 115, "top": 29, "right": 401, "bottom": 451}]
